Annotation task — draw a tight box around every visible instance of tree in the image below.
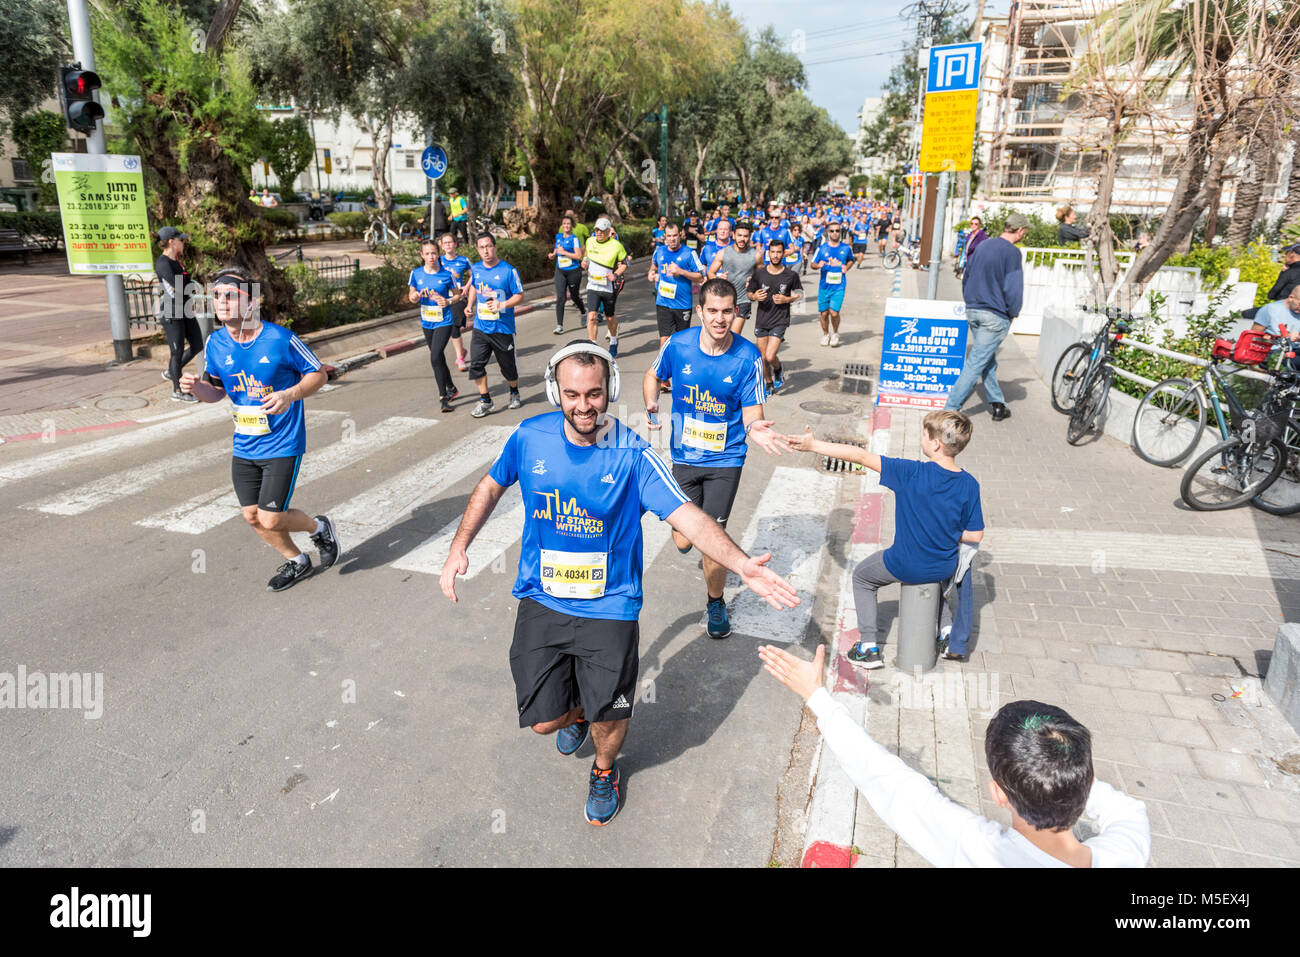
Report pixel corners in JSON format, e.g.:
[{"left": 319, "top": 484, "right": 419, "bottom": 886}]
[
  {"left": 95, "top": 0, "right": 294, "bottom": 318},
  {"left": 0, "top": 0, "right": 70, "bottom": 138},
  {"left": 11, "top": 110, "right": 66, "bottom": 204},
  {"left": 260, "top": 115, "right": 316, "bottom": 196}
]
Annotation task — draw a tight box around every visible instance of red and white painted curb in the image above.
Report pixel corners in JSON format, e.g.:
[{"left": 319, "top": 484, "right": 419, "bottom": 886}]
[{"left": 800, "top": 406, "right": 891, "bottom": 868}]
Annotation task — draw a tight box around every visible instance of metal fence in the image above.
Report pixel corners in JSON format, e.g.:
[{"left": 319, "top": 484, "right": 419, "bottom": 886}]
[{"left": 125, "top": 254, "right": 361, "bottom": 328}]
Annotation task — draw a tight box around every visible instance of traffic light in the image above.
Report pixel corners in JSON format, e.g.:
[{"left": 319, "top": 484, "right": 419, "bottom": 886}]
[{"left": 60, "top": 65, "right": 105, "bottom": 135}]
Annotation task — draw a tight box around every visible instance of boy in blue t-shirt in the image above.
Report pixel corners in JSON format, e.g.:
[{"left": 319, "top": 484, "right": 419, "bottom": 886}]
[{"left": 786, "top": 409, "right": 984, "bottom": 667}]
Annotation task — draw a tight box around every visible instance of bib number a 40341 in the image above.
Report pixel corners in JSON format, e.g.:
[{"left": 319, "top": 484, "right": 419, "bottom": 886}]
[{"left": 540, "top": 549, "right": 607, "bottom": 599}]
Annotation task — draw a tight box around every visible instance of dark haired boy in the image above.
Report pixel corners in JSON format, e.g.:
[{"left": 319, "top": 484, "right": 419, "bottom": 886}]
[{"left": 758, "top": 648, "right": 1152, "bottom": 867}]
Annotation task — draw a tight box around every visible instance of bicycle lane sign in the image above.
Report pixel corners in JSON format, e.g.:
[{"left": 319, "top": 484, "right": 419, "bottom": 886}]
[
  {"left": 422, "top": 145, "right": 448, "bottom": 180},
  {"left": 876, "top": 297, "right": 968, "bottom": 410}
]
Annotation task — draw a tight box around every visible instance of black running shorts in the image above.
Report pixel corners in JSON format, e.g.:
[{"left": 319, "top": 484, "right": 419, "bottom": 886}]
[
  {"left": 671, "top": 463, "right": 743, "bottom": 528},
  {"left": 510, "top": 598, "right": 639, "bottom": 727},
  {"left": 588, "top": 288, "right": 618, "bottom": 318},
  {"left": 754, "top": 316, "right": 790, "bottom": 340},
  {"left": 655, "top": 305, "right": 691, "bottom": 338},
  {"left": 232, "top": 455, "right": 302, "bottom": 512},
  {"left": 468, "top": 330, "right": 518, "bottom": 382}
]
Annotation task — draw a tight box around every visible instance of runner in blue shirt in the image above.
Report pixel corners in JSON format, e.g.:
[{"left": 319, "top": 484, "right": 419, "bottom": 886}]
[
  {"left": 646, "top": 222, "right": 705, "bottom": 349},
  {"left": 700, "top": 219, "right": 733, "bottom": 270},
  {"left": 465, "top": 234, "right": 526, "bottom": 417},
  {"left": 408, "top": 238, "right": 463, "bottom": 412},
  {"left": 643, "top": 276, "right": 790, "bottom": 639},
  {"left": 783, "top": 222, "right": 806, "bottom": 273},
  {"left": 755, "top": 207, "right": 793, "bottom": 265},
  {"left": 810, "top": 222, "right": 856, "bottom": 347},
  {"left": 652, "top": 215, "right": 668, "bottom": 248},
  {"left": 549, "top": 214, "right": 586, "bottom": 336},
  {"left": 850, "top": 216, "right": 872, "bottom": 267},
  {"left": 178, "top": 266, "right": 341, "bottom": 592},
  {"left": 438, "top": 231, "right": 472, "bottom": 372},
  {"left": 441, "top": 340, "right": 798, "bottom": 826}
]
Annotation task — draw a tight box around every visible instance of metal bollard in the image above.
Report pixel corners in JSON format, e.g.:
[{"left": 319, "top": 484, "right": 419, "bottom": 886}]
[{"left": 897, "top": 582, "right": 942, "bottom": 674}]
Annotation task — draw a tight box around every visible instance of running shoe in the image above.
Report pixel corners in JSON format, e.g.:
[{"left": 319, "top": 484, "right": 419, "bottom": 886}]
[
  {"left": 585, "top": 763, "right": 621, "bottom": 826},
  {"left": 846, "top": 642, "right": 884, "bottom": 669},
  {"left": 507, "top": 392, "right": 522, "bottom": 410},
  {"left": 440, "top": 398, "right": 454, "bottom": 413},
  {"left": 556, "top": 719, "right": 590, "bottom": 756},
  {"left": 554, "top": 324, "right": 564, "bottom": 335},
  {"left": 607, "top": 338, "right": 618, "bottom": 359},
  {"left": 171, "top": 391, "right": 197, "bottom": 403},
  {"left": 161, "top": 369, "right": 174, "bottom": 381},
  {"left": 819, "top": 334, "right": 831, "bottom": 347},
  {"left": 471, "top": 398, "right": 495, "bottom": 418},
  {"left": 830, "top": 333, "right": 840, "bottom": 347},
  {"left": 456, "top": 356, "right": 468, "bottom": 371},
  {"left": 267, "top": 557, "right": 312, "bottom": 592},
  {"left": 310, "top": 514, "right": 342, "bottom": 571},
  {"left": 706, "top": 596, "right": 731, "bottom": 639},
  {"left": 445, "top": 386, "right": 459, "bottom": 401}
]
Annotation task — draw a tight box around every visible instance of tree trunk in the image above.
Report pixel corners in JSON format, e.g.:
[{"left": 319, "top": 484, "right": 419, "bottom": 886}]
[
  {"left": 1203, "top": 180, "right": 1222, "bottom": 245},
  {"left": 691, "top": 136, "right": 710, "bottom": 213},
  {"left": 363, "top": 112, "right": 396, "bottom": 225},
  {"left": 1226, "top": 158, "right": 1264, "bottom": 247},
  {"left": 1282, "top": 129, "right": 1300, "bottom": 229}
]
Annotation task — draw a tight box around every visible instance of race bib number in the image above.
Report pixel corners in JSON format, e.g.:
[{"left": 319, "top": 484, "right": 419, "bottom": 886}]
[
  {"left": 558, "top": 256, "right": 573, "bottom": 269},
  {"left": 587, "top": 263, "right": 612, "bottom": 292},
  {"left": 232, "top": 406, "right": 270, "bottom": 436},
  {"left": 657, "top": 278, "right": 678, "bottom": 299},
  {"left": 825, "top": 270, "right": 843, "bottom": 285},
  {"left": 540, "top": 549, "right": 607, "bottom": 599},
  {"left": 476, "top": 299, "right": 498, "bottom": 323},
  {"left": 420, "top": 303, "right": 444, "bottom": 324},
  {"left": 682, "top": 415, "right": 727, "bottom": 453},
  {"left": 686, "top": 239, "right": 699, "bottom": 249}
]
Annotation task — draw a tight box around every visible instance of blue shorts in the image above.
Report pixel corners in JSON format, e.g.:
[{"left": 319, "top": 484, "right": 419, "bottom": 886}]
[{"left": 818, "top": 285, "right": 846, "bottom": 313}]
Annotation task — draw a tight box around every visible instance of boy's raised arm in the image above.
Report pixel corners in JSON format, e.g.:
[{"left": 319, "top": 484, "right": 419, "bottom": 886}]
[{"left": 783, "top": 427, "right": 881, "bottom": 473}]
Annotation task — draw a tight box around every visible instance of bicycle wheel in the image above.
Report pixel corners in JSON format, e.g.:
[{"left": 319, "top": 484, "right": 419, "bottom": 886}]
[
  {"left": 1180, "top": 435, "right": 1287, "bottom": 511},
  {"left": 1066, "top": 366, "right": 1110, "bottom": 445},
  {"left": 1131, "top": 377, "right": 1206, "bottom": 467},
  {"left": 1251, "top": 429, "right": 1300, "bottom": 514},
  {"left": 882, "top": 249, "right": 901, "bottom": 270},
  {"left": 1050, "top": 343, "right": 1089, "bottom": 414},
  {"left": 364, "top": 227, "right": 378, "bottom": 253}
]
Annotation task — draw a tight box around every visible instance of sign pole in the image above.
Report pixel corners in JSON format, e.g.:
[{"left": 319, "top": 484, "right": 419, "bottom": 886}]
[
  {"left": 926, "top": 172, "right": 949, "bottom": 300},
  {"left": 66, "top": 0, "right": 132, "bottom": 364}
]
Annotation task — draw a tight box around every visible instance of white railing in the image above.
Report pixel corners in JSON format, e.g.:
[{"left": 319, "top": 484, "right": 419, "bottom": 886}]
[{"left": 1116, "top": 337, "right": 1273, "bottom": 384}]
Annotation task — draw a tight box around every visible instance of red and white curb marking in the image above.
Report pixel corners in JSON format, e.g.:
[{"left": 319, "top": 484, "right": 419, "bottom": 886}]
[{"left": 800, "top": 407, "right": 891, "bottom": 868}]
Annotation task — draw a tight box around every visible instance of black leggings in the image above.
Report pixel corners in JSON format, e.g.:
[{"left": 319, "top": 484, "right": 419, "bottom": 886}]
[
  {"left": 164, "top": 317, "right": 204, "bottom": 384},
  {"left": 422, "top": 325, "right": 457, "bottom": 397},
  {"left": 554, "top": 269, "right": 584, "bottom": 324}
]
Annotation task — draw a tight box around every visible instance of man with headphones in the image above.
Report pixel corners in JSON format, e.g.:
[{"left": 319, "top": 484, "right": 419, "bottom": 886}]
[
  {"left": 440, "top": 340, "right": 799, "bottom": 827},
  {"left": 178, "top": 266, "right": 341, "bottom": 592}
]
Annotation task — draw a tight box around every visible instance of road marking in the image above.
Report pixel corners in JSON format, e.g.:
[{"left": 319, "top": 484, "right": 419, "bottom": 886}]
[
  {"left": 136, "top": 416, "right": 440, "bottom": 534},
  {"left": 390, "top": 484, "right": 523, "bottom": 578},
  {"left": 0, "top": 403, "right": 231, "bottom": 489},
  {"left": 26, "top": 411, "right": 344, "bottom": 516},
  {"left": 714, "top": 465, "right": 839, "bottom": 643},
  {"left": 326, "top": 426, "right": 513, "bottom": 549}
]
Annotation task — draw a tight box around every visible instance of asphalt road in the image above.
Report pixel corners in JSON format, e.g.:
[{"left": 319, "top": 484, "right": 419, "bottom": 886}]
[{"left": 0, "top": 260, "right": 892, "bottom": 866}]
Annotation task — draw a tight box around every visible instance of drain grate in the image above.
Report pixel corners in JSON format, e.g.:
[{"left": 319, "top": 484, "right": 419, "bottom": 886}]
[
  {"left": 821, "top": 436, "right": 869, "bottom": 474},
  {"left": 839, "top": 362, "right": 873, "bottom": 395}
]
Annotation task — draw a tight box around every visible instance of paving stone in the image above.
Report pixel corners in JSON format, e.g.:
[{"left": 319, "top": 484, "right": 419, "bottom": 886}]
[
  {"left": 1240, "top": 787, "right": 1300, "bottom": 824},
  {"left": 1066, "top": 683, "right": 1119, "bottom": 713},
  {"left": 1209, "top": 849, "right": 1290, "bottom": 867},
  {"left": 1110, "top": 688, "right": 1173, "bottom": 716},
  {"left": 1145, "top": 582, "right": 1191, "bottom": 599},
  {"left": 1029, "top": 658, "right": 1080, "bottom": 681},
  {"left": 1115, "top": 764, "right": 1185, "bottom": 804},
  {"left": 894, "top": 844, "right": 934, "bottom": 868},
  {"left": 980, "top": 652, "right": 1034, "bottom": 676},
  {"left": 1035, "top": 605, "right": 1080, "bottom": 623},
  {"left": 1090, "top": 735, "right": 1140, "bottom": 765},
  {"left": 1074, "top": 606, "right": 1125, "bottom": 626},
  {"left": 1152, "top": 632, "right": 1210, "bottom": 655},
  {"left": 1156, "top": 801, "right": 1240, "bottom": 848},
  {"left": 1138, "top": 649, "right": 1192, "bottom": 672},
  {"left": 1206, "top": 724, "right": 1266, "bottom": 754},
  {"left": 1226, "top": 816, "right": 1300, "bottom": 861},
  {"left": 1077, "top": 663, "right": 1132, "bottom": 688},
  {"left": 1128, "top": 669, "right": 1183, "bottom": 694},
  {"left": 1091, "top": 645, "right": 1146, "bottom": 668},
  {"left": 1163, "top": 694, "right": 1231, "bottom": 724},
  {"left": 1149, "top": 835, "right": 1218, "bottom": 867},
  {"left": 995, "top": 603, "right": 1039, "bottom": 622},
  {"left": 1189, "top": 749, "right": 1268, "bottom": 786},
  {"left": 1174, "top": 777, "right": 1251, "bottom": 816},
  {"left": 1132, "top": 739, "right": 1197, "bottom": 773},
  {"left": 1009, "top": 675, "right": 1069, "bottom": 704},
  {"left": 1153, "top": 717, "right": 1216, "bottom": 749},
  {"left": 1118, "top": 610, "right": 1171, "bottom": 631},
  {"left": 998, "top": 635, "right": 1047, "bottom": 657}
]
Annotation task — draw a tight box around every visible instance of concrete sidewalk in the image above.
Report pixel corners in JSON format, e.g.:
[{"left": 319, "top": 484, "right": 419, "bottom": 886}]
[{"left": 804, "top": 265, "right": 1300, "bottom": 868}]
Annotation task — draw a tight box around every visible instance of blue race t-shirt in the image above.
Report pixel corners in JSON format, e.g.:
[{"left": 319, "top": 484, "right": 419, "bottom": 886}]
[
  {"left": 651, "top": 328, "right": 766, "bottom": 468},
  {"left": 489, "top": 412, "right": 690, "bottom": 621},
  {"left": 408, "top": 265, "right": 457, "bottom": 329},
  {"left": 441, "top": 254, "right": 472, "bottom": 290},
  {"left": 755, "top": 224, "right": 793, "bottom": 263},
  {"left": 652, "top": 244, "right": 705, "bottom": 309},
  {"left": 652, "top": 228, "right": 666, "bottom": 247},
  {"left": 470, "top": 259, "right": 525, "bottom": 335},
  {"left": 701, "top": 236, "right": 731, "bottom": 267},
  {"left": 879, "top": 456, "right": 984, "bottom": 584},
  {"left": 813, "top": 240, "right": 855, "bottom": 289},
  {"left": 553, "top": 233, "right": 583, "bottom": 271},
  {"left": 204, "top": 321, "right": 322, "bottom": 459},
  {"left": 782, "top": 245, "right": 803, "bottom": 269},
  {"left": 850, "top": 220, "right": 871, "bottom": 244}
]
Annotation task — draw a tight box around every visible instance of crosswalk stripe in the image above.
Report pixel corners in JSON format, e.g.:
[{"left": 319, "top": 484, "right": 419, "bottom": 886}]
[
  {"left": 0, "top": 403, "right": 230, "bottom": 489},
  {"left": 715, "top": 465, "right": 839, "bottom": 643},
  {"left": 136, "top": 416, "right": 439, "bottom": 534},
  {"left": 390, "top": 484, "right": 523, "bottom": 578},
  {"left": 26, "top": 411, "right": 345, "bottom": 516},
  {"left": 327, "top": 426, "right": 514, "bottom": 549}
]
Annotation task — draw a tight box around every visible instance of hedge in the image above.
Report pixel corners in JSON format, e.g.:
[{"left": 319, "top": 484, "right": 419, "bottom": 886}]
[{"left": 1, "top": 210, "right": 64, "bottom": 250}]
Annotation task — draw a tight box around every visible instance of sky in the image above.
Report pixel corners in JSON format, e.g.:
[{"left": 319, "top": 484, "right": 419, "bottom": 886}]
[{"left": 732, "top": 0, "right": 1010, "bottom": 135}]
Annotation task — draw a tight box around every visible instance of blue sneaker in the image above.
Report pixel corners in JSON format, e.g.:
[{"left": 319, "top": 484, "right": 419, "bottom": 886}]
[
  {"left": 846, "top": 641, "right": 884, "bottom": 669},
  {"left": 706, "top": 596, "right": 731, "bottom": 639},
  {"left": 607, "top": 337, "right": 618, "bottom": 359},
  {"left": 556, "top": 719, "right": 589, "bottom": 755},
  {"left": 585, "top": 763, "right": 621, "bottom": 826},
  {"left": 772, "top": 373, "right": 785, "bottom": 393}
]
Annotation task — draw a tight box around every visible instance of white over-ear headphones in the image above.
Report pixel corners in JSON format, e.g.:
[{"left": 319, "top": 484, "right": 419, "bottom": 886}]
[{"left": 544, "top": 341, "right": 621, "bottom": 406}]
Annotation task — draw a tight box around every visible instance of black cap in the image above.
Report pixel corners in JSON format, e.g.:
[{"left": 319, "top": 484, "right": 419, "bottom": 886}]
[
  {"left": 158, "top": 226, "right": 189, "bottom": 242},
  {"left": 1283, "top": 243, "right": 1300, "bottom": 255}
]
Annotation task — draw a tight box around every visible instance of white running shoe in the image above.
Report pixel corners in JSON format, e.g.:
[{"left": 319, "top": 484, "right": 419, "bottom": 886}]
[
  {"left": 819, "top": 334, "right": 831, "bottom": 347},
  {"left": 830, "top": 333, "right": 840, "bottom": 347}
]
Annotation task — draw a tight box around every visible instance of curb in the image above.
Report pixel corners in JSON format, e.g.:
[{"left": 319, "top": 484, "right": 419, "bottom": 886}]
[{"left": 800, "top": 405, "right": 891, "bottom": 868}]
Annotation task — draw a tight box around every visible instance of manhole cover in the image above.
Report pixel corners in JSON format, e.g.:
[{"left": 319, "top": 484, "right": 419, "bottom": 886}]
[
  {"left": 800, "top": 401, "right": 858, "bottom": 415},
  {"left": 94, "top": 395, "right": 150, "bottom": 411}
]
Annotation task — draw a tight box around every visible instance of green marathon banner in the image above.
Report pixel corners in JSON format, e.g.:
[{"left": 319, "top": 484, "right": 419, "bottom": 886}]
[{"left": 51, "top": 153, "right": 151, "bottom": 274}]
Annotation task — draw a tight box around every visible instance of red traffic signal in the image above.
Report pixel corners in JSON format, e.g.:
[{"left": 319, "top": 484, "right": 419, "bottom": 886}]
[{"left": 60, "top": 65, "right": 105, "bottom": 135}]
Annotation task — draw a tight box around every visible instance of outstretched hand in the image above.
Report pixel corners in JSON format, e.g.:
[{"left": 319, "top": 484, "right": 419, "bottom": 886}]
[
  {"left": 782, "top": 426, "right": 816, "bottom": 453},
  {"left": 740, "top": 552, "right": 800, "bottom": 610},
  {"left": 758, "top": 643, "right": 825, "bottom": 701},
  {"left": 747, "top": 420, "right": 790, "bottom": 456}
]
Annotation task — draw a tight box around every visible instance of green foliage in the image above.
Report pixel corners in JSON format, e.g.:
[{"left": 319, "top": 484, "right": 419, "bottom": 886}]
[
  {"left": 1110, "top": 288, "right": 1238, "bottom": 401},
  {"left": 11, "top": 110, "right": 66, "bottom": 205},
  {"left": 615, "top": 225, "right": 652, "bottom": 259},
  {"left": 1168, "top": 241, "right": 1282, "bottom": 306},
  {"left": 258, "top": 116, "right": 315, "bottom": 196},
  {"left": 978, "top": 209, "right": 1061, "bottom": 249},
  {"left": 0, "top": 210, "right": 63, "bottom": 249},
  {"left": 381, "top": 238, "right": 423, "bottom": 274},
  {"left": 493, "top": 238, "right": 547, "bottom": 283},
  {"left": 1232, "top": 241, "right": 1284, "bottom": 307},
  {"left": 287, "top": 261, "right": 408, "bottom": 331},
  {"left": 0, "top": 0, "right": 68, "bottom": 121},
  {"left": 327, "top": 210, "right": 369, "bottom": 236},
  {"left": 345, "top": 265, "right": 408, "bottom": 317},
  {"left": 1166, "top": 244, "right": 1231, "bottom": 287},
  {"left": 258, "top": 207, "right": 299, "bottom": 229}
]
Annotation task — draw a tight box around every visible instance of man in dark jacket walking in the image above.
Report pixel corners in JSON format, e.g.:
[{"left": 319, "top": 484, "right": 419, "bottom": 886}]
[{"left": 944, "top": 213, "right": 1029, "bottom": 421}]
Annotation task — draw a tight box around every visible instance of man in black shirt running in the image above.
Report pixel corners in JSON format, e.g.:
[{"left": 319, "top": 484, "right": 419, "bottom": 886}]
[{"left": 746, "top": 238, "right": 802, "bottom": 393}]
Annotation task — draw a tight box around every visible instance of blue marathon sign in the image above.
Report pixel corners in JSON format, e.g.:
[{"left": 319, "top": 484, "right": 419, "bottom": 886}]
[
  {"left": 877, "top": 298, "right": 968, "bottom": 410},
  {"left": 421, "top": 144, "right": 448, "bottom": 180}
]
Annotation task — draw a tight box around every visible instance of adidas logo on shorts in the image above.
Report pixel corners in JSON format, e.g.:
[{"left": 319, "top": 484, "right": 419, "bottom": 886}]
[{"left": 612, "top": 694, "right": 631, "bottom": 710}]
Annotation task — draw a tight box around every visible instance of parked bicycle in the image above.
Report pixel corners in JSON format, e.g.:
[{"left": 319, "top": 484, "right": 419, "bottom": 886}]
[
  {"left": 1179, "top": 366, "right": 1298, "bottom": 511},
  {"left": 363, "top": 216, "right": 397, "bottom": 253},
  {"left": 1049, "top": 307, "right": 1131, "bottom": 444},
  {"left": 473, "top": 215, "right": 508, "bottom": 241},
  {"left": 882, "top": 233, "right": 919, "bottom": 270}
]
